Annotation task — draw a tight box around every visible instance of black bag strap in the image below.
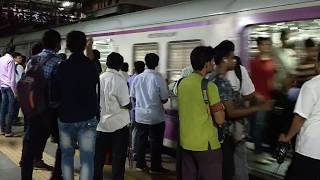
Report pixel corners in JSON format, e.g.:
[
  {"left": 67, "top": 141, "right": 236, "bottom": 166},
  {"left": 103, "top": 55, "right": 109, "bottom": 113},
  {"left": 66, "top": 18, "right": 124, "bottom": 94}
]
[{"left": 234, "top": 64, "right": 242, "bottom": 89}]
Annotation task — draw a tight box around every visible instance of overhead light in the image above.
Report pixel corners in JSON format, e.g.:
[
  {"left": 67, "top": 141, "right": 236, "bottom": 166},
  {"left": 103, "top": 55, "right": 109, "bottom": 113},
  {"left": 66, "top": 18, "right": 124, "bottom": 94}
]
[{"left": 62, "top": 1, "right": 72, "bottom": 7}]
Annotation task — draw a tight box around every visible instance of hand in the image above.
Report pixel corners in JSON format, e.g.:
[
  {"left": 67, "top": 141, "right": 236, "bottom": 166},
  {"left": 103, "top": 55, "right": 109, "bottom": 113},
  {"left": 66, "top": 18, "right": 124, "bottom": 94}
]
[
  {"left": 258, "top": 100, "right": 274, "bottom": 111},
  {"left": 279, "top": 133, "right": 290, "bottom": 143}
]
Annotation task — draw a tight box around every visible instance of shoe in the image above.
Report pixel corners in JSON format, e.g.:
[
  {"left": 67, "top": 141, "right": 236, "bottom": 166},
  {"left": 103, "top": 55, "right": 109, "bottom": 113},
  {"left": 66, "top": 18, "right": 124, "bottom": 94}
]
[
  {"left": 149, "top": 167, "right": 170, "bottom": 175},
  {"left": 136, "top": 166, "right": 149, "bottom": 172},
  {"left": 4, "top": 133, "right": 15, "bottom": 137},
  {"left": 34, "top": 160, "right": 54, "bottom": 170},
  {"left": 0, "top": 132, "right": 4, "bottom": 135}
]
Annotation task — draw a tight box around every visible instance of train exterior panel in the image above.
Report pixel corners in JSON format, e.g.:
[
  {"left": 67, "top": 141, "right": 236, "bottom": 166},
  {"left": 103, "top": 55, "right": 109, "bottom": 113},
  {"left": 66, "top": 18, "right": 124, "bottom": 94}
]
[{"left": 1, "top": 0, "right": 319, "bottom": 77}]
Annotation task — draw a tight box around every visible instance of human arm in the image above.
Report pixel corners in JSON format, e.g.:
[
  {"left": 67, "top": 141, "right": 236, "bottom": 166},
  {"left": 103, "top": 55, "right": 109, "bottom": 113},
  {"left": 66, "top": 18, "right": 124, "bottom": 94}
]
[
  {"left": 279, "top": 82, "right": 315, "bottom": 142},
  {"left": 279, "top": 114, "right": 305, "bottom": 142}
]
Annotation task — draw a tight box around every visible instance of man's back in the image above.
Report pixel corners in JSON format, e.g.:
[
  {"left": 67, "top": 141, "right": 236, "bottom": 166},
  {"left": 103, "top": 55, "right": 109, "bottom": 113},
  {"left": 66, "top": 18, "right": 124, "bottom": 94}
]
[
  {"left": 130, "top": 69, "right": 168, "bottom": 125},
  {"left": 0, "top": 54, "right": 15, "bottom": 89},
  {"left": 57, "top": 52, "right": 98, "bottom": 122},
  {"left": 98, "top": 69, "right": 130, "bottom": 132},
  {"left": 178, "top": 73, "right": 221, "bottom": 151}
]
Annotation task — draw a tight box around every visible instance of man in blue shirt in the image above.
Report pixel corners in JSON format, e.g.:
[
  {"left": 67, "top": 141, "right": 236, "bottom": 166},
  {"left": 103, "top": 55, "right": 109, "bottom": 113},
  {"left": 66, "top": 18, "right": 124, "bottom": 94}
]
[{"left": 130, "top": 53, "right": 169, "bottom": 174}]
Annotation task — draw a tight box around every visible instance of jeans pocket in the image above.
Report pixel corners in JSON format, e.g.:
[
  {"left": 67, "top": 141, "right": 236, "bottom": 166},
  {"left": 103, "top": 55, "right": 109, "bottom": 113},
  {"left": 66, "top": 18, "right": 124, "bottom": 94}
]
[{"left": 86, "top": 117, "right": 98, "bottom": 129}]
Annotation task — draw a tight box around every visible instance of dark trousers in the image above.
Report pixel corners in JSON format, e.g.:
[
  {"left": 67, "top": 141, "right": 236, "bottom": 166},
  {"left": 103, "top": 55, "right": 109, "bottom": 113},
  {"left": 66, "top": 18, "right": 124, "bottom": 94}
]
[
  {"left": 94, "top": 126, "right": 129, "bottom": 180},
  {"left": 0, "top": 87, "right": 15, "bottom": 134},
  {"left": 20, "top": 109, "right": 62, "bottom": 180},
  {"left": 222, "top": 135, "right": 235, "bottom": 180},
  {"left": 181, "top": 148, "right": 222, "bottom": 180},
  {"left": 285, "top": 153, "right": 320, "bottom": 180},
  {"left": 136, "top": 122, "right": 165, "bottom": 170}
]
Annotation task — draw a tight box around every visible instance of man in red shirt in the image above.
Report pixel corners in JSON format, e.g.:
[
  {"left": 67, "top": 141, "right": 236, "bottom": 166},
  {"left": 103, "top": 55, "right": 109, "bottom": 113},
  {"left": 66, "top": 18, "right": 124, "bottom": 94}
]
[{"left": 250, "top": 37, "right": 275, "bottom": 160}]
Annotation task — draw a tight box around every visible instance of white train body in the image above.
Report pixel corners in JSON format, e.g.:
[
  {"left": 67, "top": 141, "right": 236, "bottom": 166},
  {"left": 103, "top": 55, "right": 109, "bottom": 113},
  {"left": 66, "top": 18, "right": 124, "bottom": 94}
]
[{"left": 1, "top": 0, "right": 320, "bottom": 80}]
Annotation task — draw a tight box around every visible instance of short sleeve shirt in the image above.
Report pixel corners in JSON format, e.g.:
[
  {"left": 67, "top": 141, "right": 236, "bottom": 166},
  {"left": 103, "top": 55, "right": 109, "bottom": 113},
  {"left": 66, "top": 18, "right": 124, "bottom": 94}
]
[
  {"left": 226, "top": 65, "right": 255, "bottom": 96},
  {"left": 178, "top": 73, "right": 222, "bottom": 151},
  {"left": 294, "top": 75, "right": 320, "bottom": 160},
  {"left": 97, "top": 69, "right": 130, "bottom": 132}
]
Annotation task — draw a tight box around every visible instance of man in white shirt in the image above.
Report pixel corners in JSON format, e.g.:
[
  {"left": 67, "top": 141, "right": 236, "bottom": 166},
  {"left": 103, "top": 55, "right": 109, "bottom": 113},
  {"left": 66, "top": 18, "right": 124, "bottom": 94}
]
[
  {"left": 130, "top": 53, "right": 169, "bottom": 174},
  {"left": 94, "top": 52, "right": 131, "bottom": 180},
  {"left": 279, "top": 74, "right": 320, "bottom": 180}
]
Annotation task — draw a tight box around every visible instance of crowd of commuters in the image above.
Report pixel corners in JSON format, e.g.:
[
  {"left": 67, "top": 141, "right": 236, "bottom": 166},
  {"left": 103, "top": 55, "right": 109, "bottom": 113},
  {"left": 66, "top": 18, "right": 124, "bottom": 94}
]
[{"left": 0, "top": 27, "right": 319, "bottom": 180}]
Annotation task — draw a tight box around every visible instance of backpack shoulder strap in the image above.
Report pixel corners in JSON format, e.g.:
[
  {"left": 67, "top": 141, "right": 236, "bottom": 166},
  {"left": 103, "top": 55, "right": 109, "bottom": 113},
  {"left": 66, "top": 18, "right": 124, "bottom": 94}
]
[
  {"left": 234, "top": 64, "right": 242, "bottom": 89},
  {"left": 201, "top": 78, "right": 210, "bottom": 105}
]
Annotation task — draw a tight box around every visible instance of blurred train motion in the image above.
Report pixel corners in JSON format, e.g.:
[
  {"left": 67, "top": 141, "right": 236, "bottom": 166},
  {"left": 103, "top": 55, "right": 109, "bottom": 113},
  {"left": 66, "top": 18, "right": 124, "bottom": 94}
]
[{"left": 0, "top": 0, "right": 319, "bottom": 81}]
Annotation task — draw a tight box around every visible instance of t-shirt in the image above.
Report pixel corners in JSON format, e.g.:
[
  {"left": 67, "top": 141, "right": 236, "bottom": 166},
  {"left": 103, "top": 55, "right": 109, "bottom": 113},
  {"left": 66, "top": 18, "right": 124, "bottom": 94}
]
[
  {"left": 178, "top": 73, "right": 222, "bottom": 151},
  {"left": 225, "top": 65, "right": 255, "bottom": 96},
  {"left": 250, "top": 56, "right": 276, "bottom": 100},
  {"left": 294, "top": 75, "right": 320, "bottom": 160}
]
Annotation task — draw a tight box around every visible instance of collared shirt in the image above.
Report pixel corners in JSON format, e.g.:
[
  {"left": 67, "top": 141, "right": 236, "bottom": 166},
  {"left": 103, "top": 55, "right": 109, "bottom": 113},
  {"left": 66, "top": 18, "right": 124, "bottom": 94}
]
[
  {"left": 130, "top": 69, "right": 169, "bottom": 125},
  {"left": 57, "top": 52, "right": 99, "bottom": 123},
  {"left": 27, "top": 49, "right": 62, "bottom": 107},
  {"left": 178, "top": 73, "right": 222, "bottom": 151},
  {"left": 97, "top": 68, "right": 130, "bottom": 132},
  {"left": 27, "top": 49, "right": 61, "bottom": 80},
  {"left": 0, "top": 54, "right": 16, "bottom": 94},
  {"left": 294, "top": 75, "right": 320, "bottom": 160}
]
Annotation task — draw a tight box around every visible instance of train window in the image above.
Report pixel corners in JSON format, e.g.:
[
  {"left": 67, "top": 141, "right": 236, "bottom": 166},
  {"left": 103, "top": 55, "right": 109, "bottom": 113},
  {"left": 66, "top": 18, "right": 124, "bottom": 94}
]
[
  {"left": 167, "top": 40, "right": 201, "bottom": 82},
  {"left": 133, "top": 43, "right": 159, "bottom": 62}
]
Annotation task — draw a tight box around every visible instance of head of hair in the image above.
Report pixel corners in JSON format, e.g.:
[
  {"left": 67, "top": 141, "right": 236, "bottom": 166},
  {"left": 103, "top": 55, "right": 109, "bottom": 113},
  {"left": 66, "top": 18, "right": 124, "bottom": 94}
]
[
  {"left": 213, "top": 40, "right": 235, "bottom": 65},
  {"left": 145, "top": 53, "right": 159, "bottom": 69},
  {"left": 58, "top": 53, "right": 67, "bottom": 61},
  {"left": 12, "top": 52, "right": 22, "bottom": 58},
  {"left": 31, "top": 42, "right": 43, "bottom": 55},
  {"left": 106, "top": 52, "right": 124, "bottom": 70},
  {"left": 134, "top": 61, "right": 145, "bottom": 74},
  {"left": 256, "top": 37, "right": 271, "bottom": 46},
  {"left": 66, "top": 31, "right": 87, "bottom": 53},
  {"left": 305, "top": 38, "right": 315, "bottom": 48},
  {"left": 93, "top": 49, "right": 101, "bottom": 60},
  {"left": 42, "top": 29, "right": 61, "bottom": 50},
  {"left": 21, "top": 55, "right": 27, "bottom": 65},
  {"left": 190, "top": 46, "right": 214, "bottom": 71},
  {"left": 121, "top": 62, "right": 129, "bottom": 72}
]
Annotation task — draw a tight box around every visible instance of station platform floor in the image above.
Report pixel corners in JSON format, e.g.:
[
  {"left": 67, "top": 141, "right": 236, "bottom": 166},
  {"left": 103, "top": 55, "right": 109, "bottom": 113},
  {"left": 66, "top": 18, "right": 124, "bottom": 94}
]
[{"left": 0, "top": 124, "right": 290, "bottom": 180}]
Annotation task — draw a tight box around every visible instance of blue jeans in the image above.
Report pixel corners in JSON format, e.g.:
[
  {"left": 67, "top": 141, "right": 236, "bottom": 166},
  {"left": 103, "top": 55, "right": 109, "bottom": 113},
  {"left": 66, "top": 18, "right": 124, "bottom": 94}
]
[
  {"left": 0, "top": 87, "right": 15, "bottom": 134},
  {"left": 58, "top": 117, "right": 97, "bottom": 180},
  {"left": 251, "top": 111, "right": 268, "bottom": 153}
]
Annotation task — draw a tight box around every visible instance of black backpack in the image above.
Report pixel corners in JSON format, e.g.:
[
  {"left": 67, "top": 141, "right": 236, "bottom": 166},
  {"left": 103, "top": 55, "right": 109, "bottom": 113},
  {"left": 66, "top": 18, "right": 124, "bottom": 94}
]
[{"left": 17, "top": 55, "right": 52, "bottom": 118}]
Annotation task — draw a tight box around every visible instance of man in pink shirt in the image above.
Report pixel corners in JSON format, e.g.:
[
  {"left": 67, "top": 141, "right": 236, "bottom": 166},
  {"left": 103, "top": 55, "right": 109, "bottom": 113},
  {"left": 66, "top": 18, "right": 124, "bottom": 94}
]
[{"left": 0, "top": 44, "right": 16, "bottom": 137}]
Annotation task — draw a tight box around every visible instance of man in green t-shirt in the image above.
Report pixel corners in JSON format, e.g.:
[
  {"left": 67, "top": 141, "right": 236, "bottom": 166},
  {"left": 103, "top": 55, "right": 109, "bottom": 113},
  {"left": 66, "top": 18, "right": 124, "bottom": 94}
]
[{"left": 178, "top": 46, "right": 225, "bottom": 180}]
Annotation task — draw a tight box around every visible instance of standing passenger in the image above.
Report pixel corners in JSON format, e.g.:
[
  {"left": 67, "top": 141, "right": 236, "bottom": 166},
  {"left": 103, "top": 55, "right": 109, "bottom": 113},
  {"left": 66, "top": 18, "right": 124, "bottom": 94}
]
[
  {"left": 130, "top": 53, "right": 169, "bottom": 174},
  {"left": 211, "top": 41, "right": 273, "bottom": 180},
  {"left": 0, "top": 43, "right": 16, "bottom": 137},
  {"left": 178, "top": 46, "right": 225, "bottom": 180},
  {"left": 128, "top": 61, "right": 145, "bottom": 159},
  {"left": 250, "top": 37, "right": 275, "bottom": 158},
  {"left": 21, "top": 29, "right": 63, "bottom": 180},
  {"left": 94, "top": 52, "right": 131, "bottom": 180},
  {"left": 56, "top": 31, "right": 99, "bottom": 180}
]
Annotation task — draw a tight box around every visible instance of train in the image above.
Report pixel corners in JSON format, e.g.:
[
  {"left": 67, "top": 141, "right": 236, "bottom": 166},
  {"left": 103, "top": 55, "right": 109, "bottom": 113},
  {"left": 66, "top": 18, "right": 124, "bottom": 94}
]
[{"left": 0, "top": 0, "right": 320, "bottom": 82}]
